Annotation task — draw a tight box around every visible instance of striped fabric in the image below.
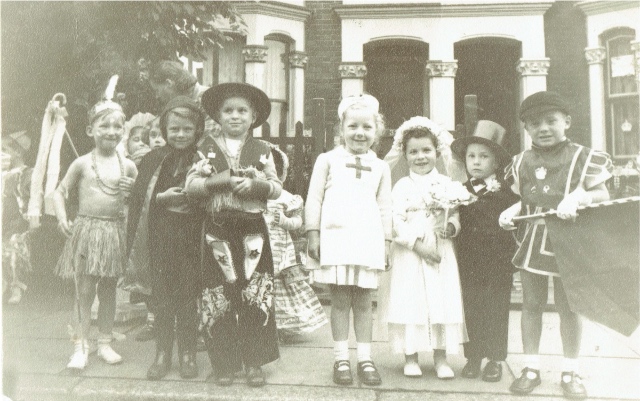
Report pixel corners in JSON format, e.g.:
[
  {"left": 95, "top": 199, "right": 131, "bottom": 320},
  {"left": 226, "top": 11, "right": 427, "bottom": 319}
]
[{"left": 274, "top": 267, "right": 328, "bottom": 335}]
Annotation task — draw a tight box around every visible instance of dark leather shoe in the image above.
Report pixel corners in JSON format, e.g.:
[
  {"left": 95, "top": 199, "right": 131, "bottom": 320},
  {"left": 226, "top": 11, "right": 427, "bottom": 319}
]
[
  {"left": 482, "top": 360, "right": 502, "bottom": 382},
  {"left": 146, "top": 350, "right": 172, "bottom": 380},
  {"left": 509, "top": 367, "right": 541, "bottom": 394},
  {"left": 179, "top": 353, "right": 198, "bottom": 379},
  {"left": 357, "top": 361, "right": 382, "bottom": 386},
  {"left": 561, "top": 371, "right": 587, "bottom": 399},
  {"left": 333, "top": 360, "right": 353, "bottom": 385},
  {"left": 246, "top": 366, "right": 266, "bottom": 387},
  {"left": 461, "top": 358, "right": 482, "bottom": 378}
]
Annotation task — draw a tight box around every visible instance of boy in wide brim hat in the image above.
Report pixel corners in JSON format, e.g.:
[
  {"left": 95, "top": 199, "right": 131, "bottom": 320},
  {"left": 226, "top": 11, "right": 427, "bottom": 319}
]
[
  {"left": 201, "top": 82, "right": 271, "bottom": 131},
  {"left": 185, "top": 82, "right": 281, "bottom": 387}
]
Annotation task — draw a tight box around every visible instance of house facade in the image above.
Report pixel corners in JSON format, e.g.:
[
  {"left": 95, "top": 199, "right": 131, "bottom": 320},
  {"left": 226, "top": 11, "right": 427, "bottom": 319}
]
[{"left": 185, "top": 0, "right": 639, "bottom": 173}]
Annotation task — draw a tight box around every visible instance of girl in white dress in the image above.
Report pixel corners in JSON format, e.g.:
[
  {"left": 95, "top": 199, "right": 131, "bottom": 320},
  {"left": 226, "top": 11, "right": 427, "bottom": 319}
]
[
  {"left": 384, "top": 117, "right": 468, "bottom": 380},
  {"left": 305, "top": 94, "right": 392, "bottom": 386}
]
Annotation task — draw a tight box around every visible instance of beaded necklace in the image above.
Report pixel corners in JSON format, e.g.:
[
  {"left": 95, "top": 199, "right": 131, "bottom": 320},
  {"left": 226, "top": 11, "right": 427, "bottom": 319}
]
[{"left": 91, "top": 150, "right": 124, "bottom": 196}]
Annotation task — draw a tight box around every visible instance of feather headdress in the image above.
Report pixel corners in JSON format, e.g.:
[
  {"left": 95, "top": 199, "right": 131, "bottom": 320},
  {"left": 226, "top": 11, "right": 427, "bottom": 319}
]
[{"left": 87, "top": 75, "right": 124, "bottom": 123}]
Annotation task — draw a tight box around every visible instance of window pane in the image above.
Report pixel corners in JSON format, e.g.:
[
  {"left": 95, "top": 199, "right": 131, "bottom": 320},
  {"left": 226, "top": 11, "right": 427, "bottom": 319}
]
[
  {"left": 611, "top": 97, "right": 639, "bottom": 158},
  {"left": 608, "top": 35, "right": 637, "bottom": 95}
]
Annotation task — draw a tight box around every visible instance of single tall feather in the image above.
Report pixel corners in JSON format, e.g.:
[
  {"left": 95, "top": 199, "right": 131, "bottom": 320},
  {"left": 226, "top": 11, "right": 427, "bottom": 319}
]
[{"left": 104, "top": 75, "right": 119, "bottom": 102}]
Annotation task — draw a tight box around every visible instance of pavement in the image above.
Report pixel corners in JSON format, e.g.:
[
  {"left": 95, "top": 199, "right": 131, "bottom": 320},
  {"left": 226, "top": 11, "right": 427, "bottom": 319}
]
[{"left": 3, "top": 272, "right": 640, "bottom": 401}]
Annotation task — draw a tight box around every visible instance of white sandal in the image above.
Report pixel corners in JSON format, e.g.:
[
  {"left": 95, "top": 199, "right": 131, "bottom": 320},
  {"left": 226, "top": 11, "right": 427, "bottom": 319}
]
[{"left": 404, "top": 362, "right": 423, "bottom": 377}]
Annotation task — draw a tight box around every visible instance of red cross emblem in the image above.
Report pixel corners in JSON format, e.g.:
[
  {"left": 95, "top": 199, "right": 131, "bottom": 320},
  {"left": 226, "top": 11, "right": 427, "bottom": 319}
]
[{"left": 345, "top": 157, "right": 372, "bottom": 179}]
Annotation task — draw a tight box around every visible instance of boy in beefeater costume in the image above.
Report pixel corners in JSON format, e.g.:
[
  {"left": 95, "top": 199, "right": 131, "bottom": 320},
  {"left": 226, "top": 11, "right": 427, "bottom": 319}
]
[{"left": 499, "top": 91, "right": 612, "bottom": 399}]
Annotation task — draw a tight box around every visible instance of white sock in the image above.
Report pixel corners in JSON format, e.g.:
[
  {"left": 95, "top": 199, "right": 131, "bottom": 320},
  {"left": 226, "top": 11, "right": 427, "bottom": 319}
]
[
  {"left": 524, "top": 354, "right": 540, "bottom": 371},
  {"left": 562, "top": 357, "right": 579, "bottom": 373},
  {"left": 334, "top": 340, "right": 349, "bottom": 363},
  {"left": 356, "top": 342, "right": 371, "bottom": 362}
]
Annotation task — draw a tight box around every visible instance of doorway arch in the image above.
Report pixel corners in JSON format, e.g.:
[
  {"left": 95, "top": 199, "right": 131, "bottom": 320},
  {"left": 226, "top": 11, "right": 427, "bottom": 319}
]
[
  {"left": 454, "top": 37, "right": 522, "bottom": 155},
  {"left": 364, "top": 39, "right": 429, "bottom": 131}
]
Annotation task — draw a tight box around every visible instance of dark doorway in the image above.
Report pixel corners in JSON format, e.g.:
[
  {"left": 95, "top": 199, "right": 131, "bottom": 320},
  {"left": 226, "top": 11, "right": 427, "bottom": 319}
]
[
  {"left": 455, "top": 37, "right": 522, "bottom": 156},
  {"left": 364, "top": 40, "right": 429, "bottom": 131}
]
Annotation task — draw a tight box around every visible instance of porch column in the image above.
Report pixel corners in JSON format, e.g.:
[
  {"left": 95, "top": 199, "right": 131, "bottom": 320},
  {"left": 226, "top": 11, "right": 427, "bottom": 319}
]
[
  {"left": 425, "top": 60, "right": 457, "bottom": 131},
  {"left": 517, "top": 58, "right": 550, "bottom": 150},
  {"left": 243, "top": 45, "right": 268, "bottom": 136},
  {"left": 289, "top": 51, "right": 309, "bottom": 134},
  {"left": 585, "top": 47, "right": 607, "bottom": 151},
  {"left": 339, "top": 62, "right": 367, "bottom": 99}
]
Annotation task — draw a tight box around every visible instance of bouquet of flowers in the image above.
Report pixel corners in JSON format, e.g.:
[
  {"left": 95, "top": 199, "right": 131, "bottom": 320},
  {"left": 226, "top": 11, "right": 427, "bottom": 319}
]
[{"left": 427, "top": 176, "right": 477, "bottom": 236}]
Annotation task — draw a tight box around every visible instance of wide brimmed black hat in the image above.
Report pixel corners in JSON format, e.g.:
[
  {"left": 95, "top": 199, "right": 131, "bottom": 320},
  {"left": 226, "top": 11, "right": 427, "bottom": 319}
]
[
  {"left": 201, "top": 83, "right": 271, "bottom": 130},
  {"left": 451, "top": 120, "right": 511, "bottom": 167}
]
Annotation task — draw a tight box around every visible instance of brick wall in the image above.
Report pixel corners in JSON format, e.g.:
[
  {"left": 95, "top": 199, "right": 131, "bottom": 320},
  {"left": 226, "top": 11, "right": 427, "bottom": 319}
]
[
  {"left": 304, "top": 1, "right": 343, "bottom": 130},
  {"left": 544, "top": 1, "right": 591, "bottom": 147}
]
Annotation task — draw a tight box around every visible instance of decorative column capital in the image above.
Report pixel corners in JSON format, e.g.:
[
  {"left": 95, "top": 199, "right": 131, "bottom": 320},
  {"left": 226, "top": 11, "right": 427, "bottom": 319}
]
[
  {"left": 339, "top": 63, "right": 367, "bottom": 78},
  {"left": 425, "top": 61, "right": 458, "bottom": 77},
  {"left": 243, "top": 45, "right": 268, "bottom": 63},
  {"left": 584, "top": 47, "right": 606, "bottom": 65},
  {"left": 288, "top": 51, "right": 309, "bottom": 69},
  {"left": 516, "top": 59, "right": 550, "bottom": 76}
]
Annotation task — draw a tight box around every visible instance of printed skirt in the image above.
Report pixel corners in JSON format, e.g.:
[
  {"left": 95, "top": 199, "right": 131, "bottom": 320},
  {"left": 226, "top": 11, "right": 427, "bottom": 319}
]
[{"left": 274, "top": 265, "right": 328, "bottom": 335}]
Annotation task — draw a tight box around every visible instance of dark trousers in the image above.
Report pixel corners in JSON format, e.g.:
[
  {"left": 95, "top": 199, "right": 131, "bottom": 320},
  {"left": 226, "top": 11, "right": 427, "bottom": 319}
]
[
  {"left": 151, "top": 213, "right": 199, "bottom": 355},
  {"left": 461, "top": 272, "right": 513, "bottom": 361},
  {"left": 201, "top": 211, "right": 279, "bottom": 375}
]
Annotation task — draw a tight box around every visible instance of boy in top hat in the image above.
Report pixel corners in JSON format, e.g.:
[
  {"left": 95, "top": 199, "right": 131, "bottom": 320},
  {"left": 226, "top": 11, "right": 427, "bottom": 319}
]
[
  {"left": 184, "top": 82, "right": 281, "bottom": 387},
  {"left": 499, "top": 91, "right": 612, "bottom": 399},
  {"left": 2, "top": 131, "right": 33, "bottom": 304},
  {"left": 452, "top": 121, "right": 519, "bottom": 383}
]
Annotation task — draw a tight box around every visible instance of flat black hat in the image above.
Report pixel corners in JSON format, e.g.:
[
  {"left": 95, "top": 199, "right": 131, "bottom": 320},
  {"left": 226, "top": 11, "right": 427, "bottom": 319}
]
[{"left": 519, "top": 91, "right": 570, "bottom": 121}]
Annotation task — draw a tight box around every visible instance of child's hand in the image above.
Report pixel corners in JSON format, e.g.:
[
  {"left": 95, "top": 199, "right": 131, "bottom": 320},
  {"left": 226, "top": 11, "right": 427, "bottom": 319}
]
[
  {"left": 438, "top": 223, "right": 455, "bottom": 239},
  {"left": 232, "top": 177, "right": 252, "bottom": 195},
  {"left": 58, "top": 219, "right": 73, "bottom": 238},
  {"left": 156, "top": 187, "right": 186, "bottom": 207},
  {"left": 499, "top": 202, "right": 521, "bottom": 230},
  {"left": 556, "top": 188, "right": 591, "bottom": 221},
  {"left": 413, "top": 237, "right": 441, "bottom": 264},
  {"left": 119, "top": 176, "right": 135, "bottom": 197},
  {"left": 233, "top": 177, "right": 272, "bottom": 199},
  {"left": 307, "top": 230, "right": 320, "bottom": 261},
  {"left": 229, "top": 176, "right": 245, "bottom": 192},
  {"left": 556, "top": 196, "right": 579, "bottom": 221}
]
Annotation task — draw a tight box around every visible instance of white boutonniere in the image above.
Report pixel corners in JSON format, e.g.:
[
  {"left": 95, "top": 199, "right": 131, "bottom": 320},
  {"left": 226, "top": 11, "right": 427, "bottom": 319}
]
[
  {"left": 485, "top": 177, "right": 501, "bottom": 192},
  {"left": 259, "top": 153, "right": 269, "bottom": 166}
]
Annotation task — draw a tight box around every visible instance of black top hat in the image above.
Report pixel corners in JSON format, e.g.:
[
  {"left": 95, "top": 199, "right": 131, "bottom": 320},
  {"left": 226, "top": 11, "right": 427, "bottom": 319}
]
[
  {"left": 519, "top": 91, "right": 569, "bottom": 121},
  {"left": 451, "top": 120, "right": 511, "bottom": 167},
  {"left": 201, "top": 83, "right": 271, "bottom": 130}
]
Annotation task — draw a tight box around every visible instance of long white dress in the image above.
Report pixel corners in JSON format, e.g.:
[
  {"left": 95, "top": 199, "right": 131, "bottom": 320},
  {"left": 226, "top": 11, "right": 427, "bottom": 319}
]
[{"left": 383, "top": 169, "right": 468, "bottom": 354}]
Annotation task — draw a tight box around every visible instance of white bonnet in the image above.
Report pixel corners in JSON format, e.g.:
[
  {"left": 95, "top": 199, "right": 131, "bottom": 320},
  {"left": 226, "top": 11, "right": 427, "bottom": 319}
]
[
  {"left": 392, "top": 116, "right": 453, "bottom": 153},
  {"left": 338, "top": 94, "right": 379, "bottom": 120}
]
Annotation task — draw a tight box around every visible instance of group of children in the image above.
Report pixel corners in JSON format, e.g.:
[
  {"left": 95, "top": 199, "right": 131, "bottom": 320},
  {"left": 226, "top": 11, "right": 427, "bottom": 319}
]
[
  {"left": 304, "top": 90, "right": 611, "bottom": 401},
  {"left": 53, "top": 81, "right": 327, "bottom": 386},
  {"left": 50, "top": 77, "right": 610, "bottom": 399}
]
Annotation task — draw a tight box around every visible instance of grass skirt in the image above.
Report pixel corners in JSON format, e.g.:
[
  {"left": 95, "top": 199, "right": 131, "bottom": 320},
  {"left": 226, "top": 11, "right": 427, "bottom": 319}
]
[{"left": 55, "top": 215, "right": 125, "bottom": 279}]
